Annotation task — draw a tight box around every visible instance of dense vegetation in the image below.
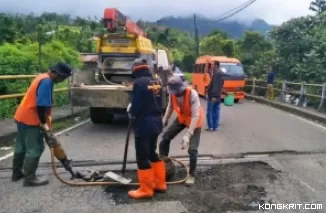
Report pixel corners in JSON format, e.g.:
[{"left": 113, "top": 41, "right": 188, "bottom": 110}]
[{"left": 0, "top": 0, "right": 325, "bottom": 117}]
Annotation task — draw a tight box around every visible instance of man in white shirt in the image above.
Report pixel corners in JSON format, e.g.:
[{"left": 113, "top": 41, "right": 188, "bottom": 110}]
[{"left": 159, "top": 75, "right": 204, "bottom": 185}]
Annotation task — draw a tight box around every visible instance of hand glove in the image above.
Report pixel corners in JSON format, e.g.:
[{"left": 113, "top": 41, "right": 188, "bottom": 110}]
[
  {"left": 128, "top": 113, "right": 135, "bottom": 120},
  {"left": 127, "top": 103, "right": 132, "bottom": 113},
  {"left": 44, "top": 131, "right": 58, "bottom": 148},
  {"left": 40, "top": 123, "right": 50, "bottom": 131},
  {"left": 181, "top": 134, "right": 190, "bottom": 150},
  {"left": 162, "top": 117, "right": 168, "bottom": 127}
]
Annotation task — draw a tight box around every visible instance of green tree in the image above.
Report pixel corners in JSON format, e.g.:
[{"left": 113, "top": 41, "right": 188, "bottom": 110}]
[
  {"left": 200, "top": 34, "right": 224, "bottom": 55},
  {"left": 200, "top": 33, "right": 238, "bottom": 57},
  {"left": 208, "top": 30, "right": 230, "bottom": 39},
  {"left": 309, "top": 0, "right": 326, "bottom": 13},
  {"left": 269, "top": 13, "right": 326, "bottom": 82},
  {"left": 237, "top": 31, "right": 274, "bottom": 73}
]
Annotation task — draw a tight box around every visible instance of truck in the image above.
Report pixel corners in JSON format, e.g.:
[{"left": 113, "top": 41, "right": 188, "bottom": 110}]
[{"left": 70, "top": 8, "right": 171, "bottom": 124}]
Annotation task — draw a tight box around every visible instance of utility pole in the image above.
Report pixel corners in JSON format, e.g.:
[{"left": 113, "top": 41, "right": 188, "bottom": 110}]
[
  {"left": 193, "top": 14, "right": 198, "bottom": 56},
  {"left": 193, "top": 14, "right": 200, "bottom": 57},
  {"left": 36, "top": 25, "right": 43, "bottom": 72}
]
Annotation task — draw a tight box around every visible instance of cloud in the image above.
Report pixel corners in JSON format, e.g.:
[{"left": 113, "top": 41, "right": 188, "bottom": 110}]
[{"left": 0, "top": 0, "right": 314, "bottom": 24}]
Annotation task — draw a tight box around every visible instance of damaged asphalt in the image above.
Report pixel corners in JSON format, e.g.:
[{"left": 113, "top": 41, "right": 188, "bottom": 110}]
[{"left": 1, "top": 100, "right": 326, "bottom": 212}]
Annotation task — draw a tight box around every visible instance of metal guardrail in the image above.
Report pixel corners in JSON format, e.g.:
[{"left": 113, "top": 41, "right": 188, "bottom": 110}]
[
  {"left": 245, "top": 78, "right": 326, "bottom": 112},
  {"left": 0, "top": 75, "right": 72, "bottom": 119},
  {"left": 0, "top": 75, "right": 68, "bottom": 100}
]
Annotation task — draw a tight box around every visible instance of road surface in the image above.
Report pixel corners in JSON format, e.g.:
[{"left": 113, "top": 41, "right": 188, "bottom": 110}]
[{"left": 0, "top": 99, "right": 326, "bottom": 213}]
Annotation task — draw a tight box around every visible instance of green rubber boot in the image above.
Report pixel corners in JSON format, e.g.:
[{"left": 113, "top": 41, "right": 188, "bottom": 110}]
[
  {"left": 23, "top": 157, "right": 49, "bottom": 187},
  {"left": 11, "top": 153, "right": 25, "bottom": 182}
]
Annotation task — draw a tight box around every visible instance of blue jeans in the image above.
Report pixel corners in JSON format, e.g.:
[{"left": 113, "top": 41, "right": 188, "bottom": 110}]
[{"left": 206, "top": 100, "right": 221, "bottom": 129}]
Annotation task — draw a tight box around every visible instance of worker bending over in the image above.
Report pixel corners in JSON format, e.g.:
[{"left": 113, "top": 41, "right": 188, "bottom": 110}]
[
  {"left": 12, "top": 62, "right": 72, "bottom": 187},
  {"left": 127, "top": 58, "right": 166, "bottom": 199},
  {"left": 159, "top": 75, "right": 203, "bottom": 185}
]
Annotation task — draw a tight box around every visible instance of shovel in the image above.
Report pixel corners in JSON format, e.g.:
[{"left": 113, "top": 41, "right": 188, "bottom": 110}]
[
  {"left": 104, "top": 118, "right": 133, "bottom": 184},
  {"left": 122, "top": 118, "right": 132, "bottom": 174}
]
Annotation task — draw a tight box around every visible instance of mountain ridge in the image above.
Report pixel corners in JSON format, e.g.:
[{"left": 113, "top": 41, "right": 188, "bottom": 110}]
[{"left": 149, "top": 16, "right": 273, "bottom": 38}]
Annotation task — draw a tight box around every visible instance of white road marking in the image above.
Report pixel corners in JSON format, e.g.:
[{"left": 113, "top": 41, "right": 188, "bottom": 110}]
[
  {"left": 0, "top": 147, "right": 11, "bottom": 151},
  {"left": 54, "top": 119, "right": 90, "bottom": 136},
  {"left": 289, "top": 114, "right": 326, "bottom": 131},
  {"left": 294, "top": 176, "right": 316, "bottom": 192},
  {"left": 0, "top": 152, "right": 13, "bottom": 161},
  {"left": 0, "top": 119, "right": 90, "bottom": 162}
]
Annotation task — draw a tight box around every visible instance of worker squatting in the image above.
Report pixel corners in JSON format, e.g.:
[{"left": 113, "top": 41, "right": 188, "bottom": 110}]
[{"left": 11, "top": 58, "right": 224, "bottom": 200}]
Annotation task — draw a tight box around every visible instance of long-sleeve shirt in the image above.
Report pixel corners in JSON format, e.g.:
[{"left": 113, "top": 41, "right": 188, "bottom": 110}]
[
  {"left": 129, "top": 69, "right": 163, "bottom": 137},
  {"left": 36, "top": 78, "right": 53, "bottom": 124},
  {"left": 206, "top": 69, "right": 224, "bottom": 100},
  {"left": 163, "top": 89, "right": 201, "bottom": 135}
]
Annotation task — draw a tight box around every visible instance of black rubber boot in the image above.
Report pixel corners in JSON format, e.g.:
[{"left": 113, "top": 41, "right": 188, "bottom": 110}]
[
  {"left": 23, "top": 157, "right": 49, "bottom": 187},
  {"left": 189, "top": 155, "right": 197, "bottom": 177},
  {"left": 11, "top": 153, "right": 25, "bottom": 182},
  {"left": 158, "top": 140, "right": 170, "bottom": 158}
]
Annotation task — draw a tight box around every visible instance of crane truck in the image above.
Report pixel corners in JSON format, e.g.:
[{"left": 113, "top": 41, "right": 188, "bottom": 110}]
[{"left": 70, "top": 8, "right": 171, "bottom": 124}]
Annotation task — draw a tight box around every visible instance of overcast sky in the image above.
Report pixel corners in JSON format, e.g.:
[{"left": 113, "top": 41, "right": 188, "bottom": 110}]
[{"left": 0, "top": 0, "right": 314, "bottom": 25}]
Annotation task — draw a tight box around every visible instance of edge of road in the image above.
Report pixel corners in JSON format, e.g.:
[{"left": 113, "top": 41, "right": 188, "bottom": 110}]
[
  {"left": 0, "top": 118, "right": 90, "bottom": 162},
  {"left": 0, "top": 107, "right": 89, "bottom": 147},
  {"left": 245, "top": 94, "right": 326, "bottom": 125}
]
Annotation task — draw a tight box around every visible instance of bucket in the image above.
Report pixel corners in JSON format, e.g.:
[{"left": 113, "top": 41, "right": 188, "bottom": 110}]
[{"left": 224, "top": 93, "right": 235, "bottom": 106}]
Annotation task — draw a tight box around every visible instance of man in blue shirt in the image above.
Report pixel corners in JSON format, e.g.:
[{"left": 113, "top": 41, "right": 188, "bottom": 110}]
[
  {"left": 12, "top": 62, "right": 72, "bottom": 187},
  {"left": 37, "top": 78, "right": 53, "bottom": 108},
  {"left": 266, "top": 65, "right": 275, "bottom": 100}
]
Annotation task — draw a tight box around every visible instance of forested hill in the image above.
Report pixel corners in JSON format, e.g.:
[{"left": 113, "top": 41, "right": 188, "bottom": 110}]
[{"left": 151, "top": 16, "right": 273, "bottom": 38}]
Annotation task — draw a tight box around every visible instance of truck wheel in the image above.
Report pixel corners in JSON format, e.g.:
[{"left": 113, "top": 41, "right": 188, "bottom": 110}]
[
  {"left": 105, "top": 113, "right": 114, "bottom": 124},
  {"left": 89, "top": 107, "right": 114, "bottom": 124},
  {"left": 90, "top": 107, "right": 105, "bottom": 124}
]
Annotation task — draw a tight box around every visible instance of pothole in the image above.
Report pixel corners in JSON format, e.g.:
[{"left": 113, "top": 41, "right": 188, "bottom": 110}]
[{"left": 104, "top": 161, "right": 280, "bottom": 213}]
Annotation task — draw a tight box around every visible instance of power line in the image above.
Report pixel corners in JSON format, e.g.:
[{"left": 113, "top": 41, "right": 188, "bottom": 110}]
[
  {"left": 215, "top": 0, "right": 256, "bottom": 22},
  {"left": 215, "top": 0, "right": 257, "bottom": 22},
  {"left": 215, "top": 0, "right": 255, "bottom": 20},
  {"left": 193, "top": 0, "right": 257, "bottom": 55}
]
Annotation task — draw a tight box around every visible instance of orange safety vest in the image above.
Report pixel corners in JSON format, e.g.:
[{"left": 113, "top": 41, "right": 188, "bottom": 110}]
[
  {"left": 171, "top": 87, "right": 203, "bottom": 128},
  {"left": 14, "top": 73, "right": 52, "bottom": 128}
]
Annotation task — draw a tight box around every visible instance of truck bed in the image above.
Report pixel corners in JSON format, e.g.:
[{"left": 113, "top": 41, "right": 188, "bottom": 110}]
[{"left": 71, "top": 85, "right": 132, "bottom": 108}]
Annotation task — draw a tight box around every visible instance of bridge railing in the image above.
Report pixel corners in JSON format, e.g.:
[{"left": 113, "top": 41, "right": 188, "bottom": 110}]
[
  {"left": 0, "top": 75, "right": 73, "bottom": 119},
  {"left": 245, "top": 78, "right": 326, "bottom": 112}
]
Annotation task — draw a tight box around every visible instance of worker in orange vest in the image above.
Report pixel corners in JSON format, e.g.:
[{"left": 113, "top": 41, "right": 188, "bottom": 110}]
[
  {"left": 159, "top": 75, "right": 203, "bottom": 185},
  {"left": 12, "top": 62, "right": 72, "bottom": 187}
]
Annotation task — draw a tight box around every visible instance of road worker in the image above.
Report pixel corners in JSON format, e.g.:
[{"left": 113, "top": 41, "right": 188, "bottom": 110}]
[
  {"left": 127, "top": 58, "right": 166, "bottom": 199},
  {"left": 12, "top": 62, "right": 72, "bottom": 187},
  {"left": 159, "top": 75, "right": 203, "bottom": 185}
]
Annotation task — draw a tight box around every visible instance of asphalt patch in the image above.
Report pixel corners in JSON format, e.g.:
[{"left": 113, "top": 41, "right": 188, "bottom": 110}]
[{"left": 104, "top": 161, "right": 280, "bottom": 213}]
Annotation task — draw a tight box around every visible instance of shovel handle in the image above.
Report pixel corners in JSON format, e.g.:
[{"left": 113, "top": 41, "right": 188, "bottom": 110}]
[{"left": 122, "top": 118, "right": 132, "bottom": 174}]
